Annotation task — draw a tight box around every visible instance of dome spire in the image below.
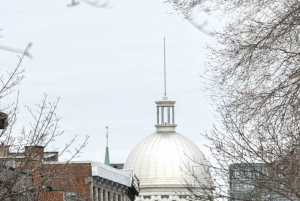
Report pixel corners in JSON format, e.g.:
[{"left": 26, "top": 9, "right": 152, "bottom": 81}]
[
  {"left": 155, "top": 38, "right": 177, "bottom": 132},
  {"left": 164, "top": 37, "right": 167, "bottom": 97},
  {"left": 104, "top": 126, "right": 110, "bottom": 165}
]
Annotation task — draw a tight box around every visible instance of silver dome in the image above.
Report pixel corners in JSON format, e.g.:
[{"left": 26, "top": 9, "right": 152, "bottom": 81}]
[{"left": 124, "top": 131, "right": 211, "bottom": 189}]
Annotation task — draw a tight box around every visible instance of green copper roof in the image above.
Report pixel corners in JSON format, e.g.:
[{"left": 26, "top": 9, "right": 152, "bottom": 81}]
[{"left": 104, "top": 147, "right": 110, "bottom": 165}]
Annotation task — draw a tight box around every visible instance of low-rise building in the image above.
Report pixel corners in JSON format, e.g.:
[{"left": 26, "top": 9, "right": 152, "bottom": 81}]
[
  {"left": 0, "top": 145, "right": 139, "bottom": 201},
  {"left": 36, "top": 161, "right": 139, "bottom": 201}
]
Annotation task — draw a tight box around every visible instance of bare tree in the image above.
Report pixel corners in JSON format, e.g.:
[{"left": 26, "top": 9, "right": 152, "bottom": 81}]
[
  {"left": 0, "top": 47, "right": 89, "bottom": 200},
  {"left": 165, "top": 0, "right": 213, "bottom": 36},
  {"left": 165, "top": 0, "right": 300, "bottom": 200}
]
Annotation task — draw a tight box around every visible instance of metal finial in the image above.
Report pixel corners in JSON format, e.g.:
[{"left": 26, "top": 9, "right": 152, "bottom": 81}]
[
  {"left": 164, "top": 37, "right": 167, "bottom": 97},
  {"left": 106, "top": 126, "right": 108, "bottom": 147}
]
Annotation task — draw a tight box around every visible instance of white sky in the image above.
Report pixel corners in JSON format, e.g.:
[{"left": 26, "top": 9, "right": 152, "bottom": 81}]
[{"left": 0, "top": 0, "right": 220, "bottom": 163}]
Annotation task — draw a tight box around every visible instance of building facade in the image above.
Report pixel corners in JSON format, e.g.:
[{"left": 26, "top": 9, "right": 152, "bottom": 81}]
[
  {"left": 229, "top": 163, "right": 292, "bottom": 201},
  {"left": 37, "top": 161, "right": 139, "bottom": 201},
  {"left": 0, "top": 145, "right": 139, "bottom": 201}
]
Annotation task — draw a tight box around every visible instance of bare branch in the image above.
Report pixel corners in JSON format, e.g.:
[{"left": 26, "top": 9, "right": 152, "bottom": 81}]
[
  {"left": 0, "top": 43, "right": 33, "bottom": 58},
  {"left": 68, "top": 0, "right": 110, "bottom": 8}
]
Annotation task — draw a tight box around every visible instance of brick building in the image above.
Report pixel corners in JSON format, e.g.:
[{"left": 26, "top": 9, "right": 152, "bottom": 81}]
[
  {"left": 36, "top": 161, "right": 139, "bottom": 201},
  {"left": 0, "top": 145, "right": 139, "bottom": 201}
]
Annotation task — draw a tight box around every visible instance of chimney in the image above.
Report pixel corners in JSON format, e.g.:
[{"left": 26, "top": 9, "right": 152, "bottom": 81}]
[
  {"left": 0, "top": 145, "right": 9, "bottom": 157},
  {"left": 25, "top": 146, "right": 45, "bottom": 162},
  {"left": 33, "top": 167, "right": 42, "bottom": 185}
]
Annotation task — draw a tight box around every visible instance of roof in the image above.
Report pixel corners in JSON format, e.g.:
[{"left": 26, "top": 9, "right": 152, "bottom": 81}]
[
  {"left": 47, "top": 161, "right": 139, "bottom": 189},
  {"left": 124, "top": 131, "right": 211, "bottom": 188},
  {"left": 91, "top": 161, "right": 133, "bottom": 187}
]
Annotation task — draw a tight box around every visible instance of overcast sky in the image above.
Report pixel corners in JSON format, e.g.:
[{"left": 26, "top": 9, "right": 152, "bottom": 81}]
[{"left": 1, "top": 0, "right": 220, "bottom": 163}]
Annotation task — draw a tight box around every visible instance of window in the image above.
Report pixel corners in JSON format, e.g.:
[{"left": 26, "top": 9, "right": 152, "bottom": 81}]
[
  {"left": 98, "top": 188, "right": 101, "bottom": 201},
  {"left": 93, "top": 187, "right": 96, "bottom": 201}
]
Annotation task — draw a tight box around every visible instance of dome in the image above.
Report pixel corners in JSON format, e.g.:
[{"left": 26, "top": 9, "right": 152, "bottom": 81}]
[
  {"left": 124, "top": 131, "right": 211, "bottom": 189},
  {"left": 124, "top": 95, "right": 212, "bottom": 198}
]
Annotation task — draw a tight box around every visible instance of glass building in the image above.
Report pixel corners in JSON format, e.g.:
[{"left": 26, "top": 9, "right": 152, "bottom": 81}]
[{"left": 229, "top": 163, "right": 295, "bottom": 201}]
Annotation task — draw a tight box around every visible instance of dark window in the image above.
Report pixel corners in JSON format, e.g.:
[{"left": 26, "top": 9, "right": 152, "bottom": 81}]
[
  {"left": 93, "top": 187, "right": 96, "bottom": 201},
  {"left": 98, "top": 188, "right": 101, "bottom": 201}
]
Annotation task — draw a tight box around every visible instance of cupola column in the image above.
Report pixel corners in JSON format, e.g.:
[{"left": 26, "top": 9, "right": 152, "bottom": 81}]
[
  {"left": 161, "top": 107, "right": 164, "bottom": 124},
  {"left": 167, "top": 107, "right": 170, "bottom": 124},
  {"left": 172, "top": 106, "right": 175, "bottom": 124},
  {"left": 157, "top": 107, "right": 159, "bottom": 125}
]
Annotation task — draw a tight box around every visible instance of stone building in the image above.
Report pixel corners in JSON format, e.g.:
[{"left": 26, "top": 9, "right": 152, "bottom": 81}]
[{"left": 37, "top": 161, "right": 139, "bottom": 201}]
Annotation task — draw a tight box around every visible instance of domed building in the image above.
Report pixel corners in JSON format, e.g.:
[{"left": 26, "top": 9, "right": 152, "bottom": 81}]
[{"left": 124, "top": 96, "right": 212, "bottom": 201}]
